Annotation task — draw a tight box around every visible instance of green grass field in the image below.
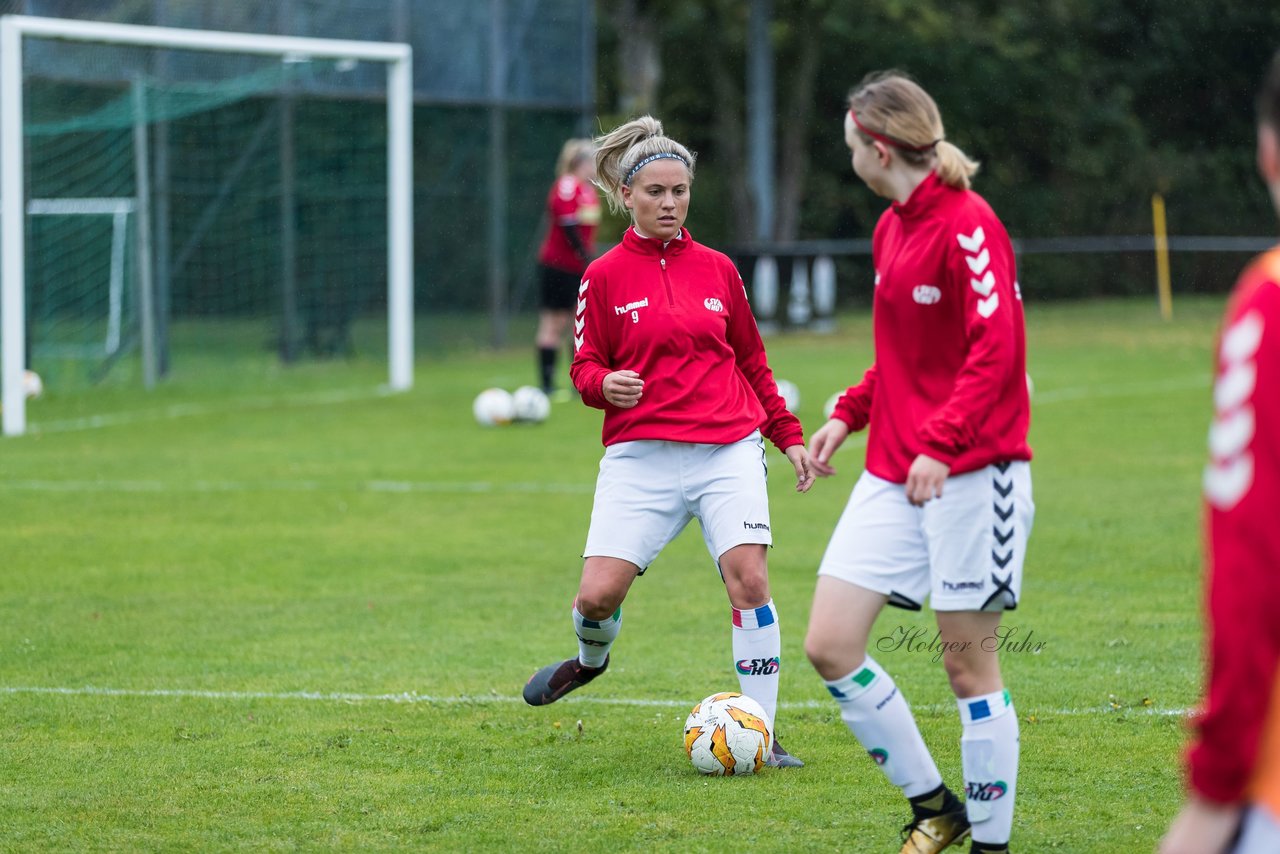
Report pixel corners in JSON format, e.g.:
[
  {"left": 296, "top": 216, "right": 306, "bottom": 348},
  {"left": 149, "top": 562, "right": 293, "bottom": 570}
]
[{"left": 1, "top": 297, "right": 1221, "bottom": 852}]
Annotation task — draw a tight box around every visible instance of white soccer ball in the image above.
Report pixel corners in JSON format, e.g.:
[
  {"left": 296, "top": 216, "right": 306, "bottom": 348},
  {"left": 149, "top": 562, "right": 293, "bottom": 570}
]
[
  {"left": 823, "top": 391, "right": 842, "bottom": 420},
  {"left": 684, "top": 691, "right": 773, "bottom": 776},
  {"left": 775, "top": 379, "right": 800, "bottom": 413},
  {"left": 22, "top": 370, "right": 43, "bottom": 399},
  {"left": 511, "top": 385, "right": 550, "bottom": 423},
  {"left": 472, "top": 387, "right": 515, "bottom": 427}
]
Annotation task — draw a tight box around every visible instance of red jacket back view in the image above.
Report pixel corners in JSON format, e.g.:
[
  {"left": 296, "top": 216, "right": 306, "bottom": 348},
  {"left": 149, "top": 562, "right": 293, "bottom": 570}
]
[
  {"left": 571, "top": 227, "right": 803, "bottom": 453},
  {"left": 831, "top": 172, "right": 1032, "bottom": 481}
]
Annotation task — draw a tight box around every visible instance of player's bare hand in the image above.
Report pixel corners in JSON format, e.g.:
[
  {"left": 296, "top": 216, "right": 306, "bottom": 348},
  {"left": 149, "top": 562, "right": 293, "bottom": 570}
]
[
  {"left": 603, "top": 370, "right": 644, "bottom": 408},
  {"left": 904, "top": 454, "right": 950, "bottom": 506},
  {"left": 808, "top": 419, "right": 850, "bottom": 478},
  {"left": 1158, "top": 797, "right": 1241, "bottom": 854},
  {"left": 784, "top": 444, "right": 815, "bottom": 493}
]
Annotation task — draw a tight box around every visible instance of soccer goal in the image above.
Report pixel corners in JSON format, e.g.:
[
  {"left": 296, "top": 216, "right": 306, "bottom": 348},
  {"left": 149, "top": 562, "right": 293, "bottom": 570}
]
[{"left": 1, "top": 15, "right": 413, "bottom": 436}]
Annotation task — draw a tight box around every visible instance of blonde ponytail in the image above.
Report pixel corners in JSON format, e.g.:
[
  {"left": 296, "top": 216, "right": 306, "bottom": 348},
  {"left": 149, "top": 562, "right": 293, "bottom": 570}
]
[
  {"left": 848, "top": 71, "right": 980, "bottom": 189},
  {"left": 594, "top": 115, "right": 696, "bottom": 214},
  {"left": 934, "top": 140, "right": 980, "bottom": 190}
]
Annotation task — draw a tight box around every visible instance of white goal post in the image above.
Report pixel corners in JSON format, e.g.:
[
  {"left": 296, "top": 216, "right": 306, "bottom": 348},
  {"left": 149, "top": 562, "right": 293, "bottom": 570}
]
[{"left": 1, "top": 14, "right": 414, "bottom": 436}]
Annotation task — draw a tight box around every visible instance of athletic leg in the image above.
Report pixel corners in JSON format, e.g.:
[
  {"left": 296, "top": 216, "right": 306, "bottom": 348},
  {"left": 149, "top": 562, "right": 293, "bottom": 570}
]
[
  {"left": 535, "top": 308, "right": 571, "bottom": 394},
  {"left": 523, "top": 556, "right": 637, "bottom": 706},
  {"left": 811, "top": 472, "right": 967, "bottom": 852},
  {"left": 526, "top": 439, "right": 688, "bottom": 707},
  {"left": 937, "top": 610, "right": 1018, "bottom": 854},
  {"left": 717, "top": 542, "right": 804, "bottom": 768},
  {"left": 806, "top": 576, "right": 949, "bottom": 799},
  {"left": 925, "top": 462, "right": 1033, "bottom": 853}
]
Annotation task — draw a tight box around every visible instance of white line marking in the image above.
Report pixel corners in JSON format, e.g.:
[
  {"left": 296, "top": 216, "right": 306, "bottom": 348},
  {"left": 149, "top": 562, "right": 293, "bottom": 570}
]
[
  {"left": 29, "top": 386, "right": 395, "bottom": 434},
  {"left": 0, "top": 685, "right": 1190, "bottom": 716},
  {"left": 0, "top": 479, "right": 596, "bottom": 495}
]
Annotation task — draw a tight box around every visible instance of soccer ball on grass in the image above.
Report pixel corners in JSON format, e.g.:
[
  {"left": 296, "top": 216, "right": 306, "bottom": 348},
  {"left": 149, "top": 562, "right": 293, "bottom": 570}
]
[
  {"left": 511, "top": 385, "right": 551, "bottom": 423},
  {"left": 683, "top": 691, "right": 773, "bottom": 776},
  {"left": 472, "top": 387, "right": 515, "bottom": 427}
]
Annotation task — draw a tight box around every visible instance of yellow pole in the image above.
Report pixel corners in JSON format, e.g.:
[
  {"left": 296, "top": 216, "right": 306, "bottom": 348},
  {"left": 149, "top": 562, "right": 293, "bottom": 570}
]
[{"left": 1152, "top": 193, "right": 1173, "bottom": 320}]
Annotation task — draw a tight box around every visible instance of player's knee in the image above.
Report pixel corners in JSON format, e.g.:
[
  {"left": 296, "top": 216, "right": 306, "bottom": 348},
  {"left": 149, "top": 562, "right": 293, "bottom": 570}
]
[
  {"left": 729, "top": 577, "right": 770, "bottom": 609},
  {"left": 942, "top": 653, "right": 995, "bottom": 698},
  {"left": 804, "top": 629, "right": 857, "bottom": 680},
  {"left": 804, "top": 632, "right": 832, "bottom": 673},
  {"left": 574, "top": 587, "right": 623, "bottom": 621}
]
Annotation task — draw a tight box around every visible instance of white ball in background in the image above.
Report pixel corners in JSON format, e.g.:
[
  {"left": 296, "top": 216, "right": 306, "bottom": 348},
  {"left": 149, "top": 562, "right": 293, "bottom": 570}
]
[
  {"left": 511, "top": 385, "right": 551, "bottom": 423},
  {"left": 1026, "top": 372, "right": 1035, "bottom": 397},
  {"left": 823, "top": 391, "right": 842, "bottom": 421},
  {"left": 775, "top": 379, "right": 800, "bottom": 413},
  {"left": 22, "top": 370, "right": 43, "bottom": 399},
  {"left": 472, "top": 387, "right": 515, "bottom": 427}
]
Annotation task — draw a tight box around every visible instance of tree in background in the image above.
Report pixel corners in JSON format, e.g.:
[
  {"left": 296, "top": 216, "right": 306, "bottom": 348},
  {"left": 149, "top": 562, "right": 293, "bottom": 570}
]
[{"left": 597, "top": 0, "right": 1280, "bottom": 298}]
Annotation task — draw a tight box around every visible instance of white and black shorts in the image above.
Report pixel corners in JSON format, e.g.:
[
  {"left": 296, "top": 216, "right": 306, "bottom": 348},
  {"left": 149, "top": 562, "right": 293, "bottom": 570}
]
[
  {"left": 817, "top": 462, "right": 1034, "bottom": 612},
  {"left": 583, "top": 431, "right": 772, "bottom": 573}
]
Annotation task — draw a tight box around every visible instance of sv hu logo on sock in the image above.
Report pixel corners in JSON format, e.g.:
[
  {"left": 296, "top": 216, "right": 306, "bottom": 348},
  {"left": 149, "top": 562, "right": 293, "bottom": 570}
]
[
  {"left": 867, "top": 748, "right": 889, "bottom": 766},
  {"left": 735, "top": 657, "right": 780, "bottom": 676},
  {"left": 966, "top": 780, "right": 1009, "bottom": 801}
]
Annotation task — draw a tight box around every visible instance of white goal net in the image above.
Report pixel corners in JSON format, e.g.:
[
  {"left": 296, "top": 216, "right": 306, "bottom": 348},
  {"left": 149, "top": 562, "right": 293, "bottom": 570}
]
[{"left": 1, "top": 14, "right": 413, "bottom": 436}]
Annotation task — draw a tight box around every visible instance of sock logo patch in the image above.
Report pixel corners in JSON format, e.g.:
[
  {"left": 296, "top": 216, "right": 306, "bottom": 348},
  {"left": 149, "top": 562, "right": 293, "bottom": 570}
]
[
  {"left": 868, "top": 748, "right": 889, "bottom": 766},
  {"left": 735, "top": 656, "right": 780, "bottom": 676},
  {"left": 965, "top": 780, "right": 1009, "bottom": 801},
  {"left": 968, "top": 699, "right": 991, "bottom": 720}
]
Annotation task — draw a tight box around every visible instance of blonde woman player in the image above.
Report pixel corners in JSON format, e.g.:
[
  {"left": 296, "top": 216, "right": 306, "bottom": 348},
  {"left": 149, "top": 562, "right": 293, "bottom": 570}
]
[
  {"left": 804, "top": 72, "right": 1032, "bottom": 854},
  {"left": 522, "top": 116, "right": 814, "bottom": 769},
  {"left": 534, "top": 138, "right": 600, "bottom": 398}
]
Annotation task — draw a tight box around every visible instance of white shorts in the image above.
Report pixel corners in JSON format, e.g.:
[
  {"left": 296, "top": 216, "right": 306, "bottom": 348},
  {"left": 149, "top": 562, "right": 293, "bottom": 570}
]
[
  {"left": 583, "top": 431, "right": 771, "bottom": 573},
  {"left": 1236, "top": 805, "right": 1280, "bottom": 854},
  {"left": 817, "top": 462, "right": 1034, "bottom": 612}
]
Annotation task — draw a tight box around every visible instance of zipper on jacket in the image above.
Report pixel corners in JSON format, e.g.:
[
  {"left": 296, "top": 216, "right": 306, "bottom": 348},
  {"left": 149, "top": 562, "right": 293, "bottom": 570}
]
[{"left": 659, "top": 254, "right": 675, "bottom": 307}]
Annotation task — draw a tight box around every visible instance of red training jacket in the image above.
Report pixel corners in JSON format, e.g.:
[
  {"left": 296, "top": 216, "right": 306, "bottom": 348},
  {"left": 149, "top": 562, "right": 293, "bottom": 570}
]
[
  {"left": 830, "top": 171, "right": 1032, "bottom": 482},
  {"left": 537, "top": 174, "right": 600, "bottom": 274},
  {"left": 571, "top": 227, "right": 804, "bottom": 452},
  {"left": 1189, "top": 247, "right": 1280, "bottom": 805}
]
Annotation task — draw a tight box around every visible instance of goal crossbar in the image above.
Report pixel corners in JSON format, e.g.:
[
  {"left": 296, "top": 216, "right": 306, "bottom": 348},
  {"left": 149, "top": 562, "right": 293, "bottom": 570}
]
[{"left": 1, "top": 14, "right": 414, "bottom": 436}]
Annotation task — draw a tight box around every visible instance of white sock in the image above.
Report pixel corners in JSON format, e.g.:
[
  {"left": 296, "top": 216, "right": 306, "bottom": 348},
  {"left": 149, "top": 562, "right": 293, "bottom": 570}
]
[
  {"left": 824, "top": 656, "right": 943, "bottom": 797},
  {"left": 959, "top": 689, "right": 1019, "bottom": 845},
  {"left": 572, "top": 603, "right": 620, "bottom": 668},
  {"left": 731, "top": 600, "right": 781, "bottom": 728}
]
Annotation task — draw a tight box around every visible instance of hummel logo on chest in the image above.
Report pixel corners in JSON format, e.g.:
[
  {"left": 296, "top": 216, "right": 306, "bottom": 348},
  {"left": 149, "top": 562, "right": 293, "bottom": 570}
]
[{"left": 614, "top": 297, "right": 649, "bottom": 315}]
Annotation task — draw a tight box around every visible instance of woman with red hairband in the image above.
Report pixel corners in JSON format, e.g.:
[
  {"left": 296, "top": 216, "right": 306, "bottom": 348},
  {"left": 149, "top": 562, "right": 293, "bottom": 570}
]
[
  {"left": 522, "top": 115, "right": 815, "bottom": 770},
  {"left": 803, "top": 71, "right": 1033, "bottom": 854}
]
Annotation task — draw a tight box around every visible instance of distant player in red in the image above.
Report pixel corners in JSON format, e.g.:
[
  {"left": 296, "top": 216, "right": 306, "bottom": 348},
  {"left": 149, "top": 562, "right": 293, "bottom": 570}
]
[
  {"left": 535, "top": 138, "right": 600, "bottom": 397},
  {"left": 803, "top": 73, "right": 1031, "bottom": 854},
  {"left": 1161, "top": 50, "right": 1280, "bottom": 854},
  {"left": 522, "top": 116, "right": 814, "bottom": 769}
]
